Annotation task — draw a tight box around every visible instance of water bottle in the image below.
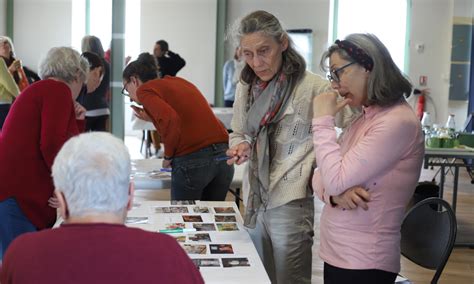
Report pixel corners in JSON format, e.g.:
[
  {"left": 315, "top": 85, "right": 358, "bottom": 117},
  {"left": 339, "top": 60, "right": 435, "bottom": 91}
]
[
  {"left": 421, "top": 112, "right": 432, "bottom": 130},
  {"left": 445, "top": 114, "right": 456, "bottom": 133}
]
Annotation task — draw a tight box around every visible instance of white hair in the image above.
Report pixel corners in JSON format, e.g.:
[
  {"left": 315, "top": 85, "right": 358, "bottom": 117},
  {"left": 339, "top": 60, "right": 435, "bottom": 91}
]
[
  {"left": 38, "top": 46, "right": 89, "bottom": 83},
  {"left": 52, "top": 132, "right": 131, "bottom": 217}
]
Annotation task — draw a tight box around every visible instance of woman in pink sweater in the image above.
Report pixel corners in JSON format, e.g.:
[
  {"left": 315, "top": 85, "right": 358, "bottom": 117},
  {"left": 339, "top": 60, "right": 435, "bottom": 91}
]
[{"left": 312, "top": 34, "right": 425, "bottom": 283}]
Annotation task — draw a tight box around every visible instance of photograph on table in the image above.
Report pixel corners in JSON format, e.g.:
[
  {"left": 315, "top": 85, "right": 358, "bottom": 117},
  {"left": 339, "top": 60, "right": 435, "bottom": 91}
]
[
  {"left": 182, "top": 244, "right": 207, "bottom": 255},
  {"left": 193, "top": 206, "right": 210, "bottom": 213},
  {"left": 125, "top": 217, "right": 149, "bottom": 224},
  {"left": 154, "top": 206, "right": 189, "bottom": 213},
  {"left": 132, "top": 203, "right": 141, "bottom": 209},
  {"left": 216, "top": 223, "right": 239, "bottom": 231},
  {"left": 192, "top": 258, "right": 220, "bottom": 268},
  {"left": 213, "top": 207, "right": 235, "bottom": 214},
  {"left": 182, "top": 215, "right": 203, "bottom": 222},
  {"left": 210, "top": 244, "right": 234, "bottom": 254},
  {"left": 173, "top": 235, "right": 186, "bottom": 243},
  {"left": 214, "top": 215, "right": 237, "bottom": 222},
  {"left": 222, "top": 257, "right": 250, "bottom": 268},
  {"left": 148, "top": 171, "right": 171, "bottom": 179},
  {"left": 171, "top": 200, "right": 196, "bottom": 205},
  {"left": 193, "top": 223, "right": 216, "bottom": 231},
  {"left": 188, "top": 233, "right": 212, "bottom": 242},
  {"left": 164, "top": 223, "right": 186, "bottom": 230}
]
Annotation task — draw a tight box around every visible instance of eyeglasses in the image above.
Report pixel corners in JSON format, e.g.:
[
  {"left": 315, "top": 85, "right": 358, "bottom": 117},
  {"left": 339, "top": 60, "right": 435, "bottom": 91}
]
[
  {"left": 327, "top": 61, "right": 356, "bottom": 83},
  {"left": 121, "top": 82, "right": 130, "bottom": 97}
]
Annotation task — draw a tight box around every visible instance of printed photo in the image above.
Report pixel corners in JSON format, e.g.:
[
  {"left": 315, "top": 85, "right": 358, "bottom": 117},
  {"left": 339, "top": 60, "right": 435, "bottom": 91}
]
[
  {"left": 171, "top": 200, "right": 196, "bottom": 205},
  {"left": 214, "top": 207, "right": 235, "bottom": 214},
  {"left": 222, "top": 257, "right": 250, "bottom": 268},
  {"left": 193, "top": 206, "right": 210, "bottom": 213},
  {"left": 214, "top": 215, "right": 237, "bottom": 222},
  {"left": 193, "top": 223, "right": 216, "bottom": 231},
  {"left": 154, "top": 206, "right": 189, "bottom": 213},
  {"left": 182, "top": 244, "right": 207, "bottom": 255},
  {"left": 188, "top": 233, "right": 212, "bottom": 242},
  {"left": 216, "top": 223, "right": 239, "bottom": 231},
  {"left": 125, "top": 217, "right": 148, "bottom": 224},
  {"left": 173, "top": 235, "right": 186, "bottom": 243},
  {"left": 191, "top": 258, "right": 220, "bottom": 268},
  {"left": 164, "top": 223, "right": 186, "bottom": 230},
  {"left": 210, "top": 244, "right": 234, "bottom": 254},
  {"left": 182, "top": 215, "right": 203, "bottom": 222}
]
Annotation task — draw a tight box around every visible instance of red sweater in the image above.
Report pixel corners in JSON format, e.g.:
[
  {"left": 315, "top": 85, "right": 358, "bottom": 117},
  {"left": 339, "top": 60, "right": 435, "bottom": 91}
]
[
  {"left": 0, "top": 79, "right": 84, "bottom": 229},
  {"left": 138, "top": 76, "right": 228, "bottom": 158},
  {"left": 0, "top": 223, "right": 204, "bottom": 284}
]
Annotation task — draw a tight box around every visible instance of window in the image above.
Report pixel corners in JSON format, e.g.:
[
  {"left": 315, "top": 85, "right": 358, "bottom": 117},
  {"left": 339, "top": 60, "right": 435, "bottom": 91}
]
[
  {"left": 332, "top": 0, "right": 409, "bottom": 72},
  {"left": 288, "top": 29, "right": 313, "bottom": 71}
]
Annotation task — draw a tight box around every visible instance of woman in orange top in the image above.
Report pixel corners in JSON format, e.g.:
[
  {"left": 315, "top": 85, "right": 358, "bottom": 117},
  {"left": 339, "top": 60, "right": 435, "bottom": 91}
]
[{"left": 122, "top": 53, "right": 234, "bottom": 201}]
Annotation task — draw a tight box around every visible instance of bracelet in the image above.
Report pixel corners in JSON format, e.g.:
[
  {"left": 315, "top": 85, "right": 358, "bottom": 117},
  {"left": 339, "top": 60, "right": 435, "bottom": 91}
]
[{"left": 164, "top": 156, "right": 173, "bottom": 161}]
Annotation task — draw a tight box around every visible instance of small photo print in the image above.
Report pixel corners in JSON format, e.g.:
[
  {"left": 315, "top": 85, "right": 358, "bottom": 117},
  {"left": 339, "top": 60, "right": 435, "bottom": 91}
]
[
  {"left": 171, "top": 200, "right": 196, "bottom": 205},
  {"left": 164, "top": 223, "right": 186, "bottom": 230},
  {"left": 182, "top": 215, "right": 203, "bottom": 222},
  {"left": 216, "top": 223, "right": 239, "bottom": 231},
  {"left": 222, "top": 257, "right": 250, "bottom": 268},
  {"left": 154, "top": 206, "right": 189, "bottom": 213},
  {"left": 193, "top": 223, "right": 216, "bottom": 231},
  {"left": 132, "top": 203, "right": 141, "bottom": 209},
  {"left": 173, "top": 235, "right": 186, "bottom": 243},
  {"left": 214, "top": 215, "right": 237, "bottom": 222},
  {"left": 125, "top": 217, "right": 149, "bottom": 224},
  {"left": 214, "top": 207, "right": 235, "bottom": 214},
  {"left": 210, "top": 244, "right": 234, "bottom": 254},
  {"left": 188, "top": 233, "right": 212, "bottom": 242},
  {"left": 191, "top": 258, "right": 220, "bottom": 268},
  {"left": 193, "top": 206, "right": 210, "bottom": 213},
  {"left": 182, "top": 244, "right": 207, "bottom": 255}
]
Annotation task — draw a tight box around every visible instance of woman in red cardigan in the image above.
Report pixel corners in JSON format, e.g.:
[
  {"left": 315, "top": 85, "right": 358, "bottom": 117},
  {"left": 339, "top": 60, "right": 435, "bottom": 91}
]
[{"left": 0, "top": 47, "right": 88, "bottom": 260}]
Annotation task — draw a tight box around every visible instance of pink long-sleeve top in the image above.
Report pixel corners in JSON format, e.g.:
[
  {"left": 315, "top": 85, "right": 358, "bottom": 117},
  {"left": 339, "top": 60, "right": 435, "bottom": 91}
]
[{"left": 312, "top": 100, "right": 424, "bottom": 273}]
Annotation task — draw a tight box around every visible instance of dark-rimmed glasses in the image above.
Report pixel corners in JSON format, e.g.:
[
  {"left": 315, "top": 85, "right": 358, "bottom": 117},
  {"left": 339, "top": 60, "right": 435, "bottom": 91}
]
[
  {"left": 327, "top": 61, "right": 356, "bottom": 83},
  {"left": 121, "top": 82, "right": 130, "bottom": 97}
]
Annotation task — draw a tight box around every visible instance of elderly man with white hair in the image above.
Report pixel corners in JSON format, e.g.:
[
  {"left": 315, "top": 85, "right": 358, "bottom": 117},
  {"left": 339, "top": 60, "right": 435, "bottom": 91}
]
[{"left": 0, "top": 132, "right": 204, "bottom": 284}]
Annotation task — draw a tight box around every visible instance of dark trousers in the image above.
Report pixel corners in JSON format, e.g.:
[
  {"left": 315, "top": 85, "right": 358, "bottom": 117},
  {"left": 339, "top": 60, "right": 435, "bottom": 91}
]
[
  {"left": 324, "top": 262, "right": 397, "bottom": 284},
  {"left": 224, "top": 100, "right": 234, "bottom": 108},
  {"left": 85, "top": 115, "right": 108, "bottom": 132},
  {"left": 171, "top": 143, "right": 234, "bottom": 201},
  {"left": 0, "top": 104, "right": 11, "bottom": 130}
]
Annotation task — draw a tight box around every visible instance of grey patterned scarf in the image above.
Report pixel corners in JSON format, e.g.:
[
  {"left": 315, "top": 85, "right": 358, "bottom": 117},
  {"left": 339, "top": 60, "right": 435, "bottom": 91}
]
[{"left": 243, "top": 73, "right": 294, "bottom": 228}]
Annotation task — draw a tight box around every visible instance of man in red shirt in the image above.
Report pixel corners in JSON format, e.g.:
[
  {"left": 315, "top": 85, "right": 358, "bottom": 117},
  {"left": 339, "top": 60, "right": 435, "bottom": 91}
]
[{"left": 0, "top": 132, "right": 203, "bottom": 284}]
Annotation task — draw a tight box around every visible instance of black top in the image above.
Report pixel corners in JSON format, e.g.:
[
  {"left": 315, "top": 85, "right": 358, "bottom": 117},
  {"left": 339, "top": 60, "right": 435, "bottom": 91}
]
[
  {"left": 157, "top": 51, "right": 186, "bottom": 77},
  {"left": 77, "top": 58, "right": 110, "bottom": 111}
]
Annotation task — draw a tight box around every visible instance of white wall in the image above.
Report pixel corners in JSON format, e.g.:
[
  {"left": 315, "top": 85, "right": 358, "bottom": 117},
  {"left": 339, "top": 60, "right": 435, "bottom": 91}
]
[
  {"left": 140, "top": 0, "right": 217, "bottom": 102},
  {"left": 226, "top": 0, "right": 330, "bottom": 77},
  {"left": 0, "top": 0, "right": 6, "bottom": 36},
  {"left": 13, "top": 0, "right": 72, "bottom": 73},
  {"left": 408, "top": 0, "right": 454, "bottom": 126}
]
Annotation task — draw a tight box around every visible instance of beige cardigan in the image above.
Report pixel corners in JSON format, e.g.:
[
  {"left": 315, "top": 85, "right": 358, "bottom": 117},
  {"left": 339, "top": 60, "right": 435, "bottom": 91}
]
[{"left": 230, "top": 71, "right": 357, "bottom": 210}]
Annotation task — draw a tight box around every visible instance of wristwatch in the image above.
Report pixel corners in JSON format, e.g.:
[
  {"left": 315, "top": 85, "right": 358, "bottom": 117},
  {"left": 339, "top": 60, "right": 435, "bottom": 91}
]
[{"left": 164, "top": 156, "right": 173, "bottom": 161}]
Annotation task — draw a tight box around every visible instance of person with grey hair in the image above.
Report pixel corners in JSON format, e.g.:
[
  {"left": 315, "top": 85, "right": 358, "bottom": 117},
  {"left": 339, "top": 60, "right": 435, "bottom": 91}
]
[
  {"left": 225, "top": 10, "right": 355, "bottom": 284},
  {"left": 312, "top": 33, "right": 424, "bottom": 283},
  {"left": 0, "top": 132, "right": 204, "bottom": 284},
  {"left": 0, "top": 46, "right": 87, "bottom": 261},
  {"left": 79, "top": 35, "right": 110, "bottom": 131},
  {"left": 0, "top": 36, "right": 20, "bottom": 129}
]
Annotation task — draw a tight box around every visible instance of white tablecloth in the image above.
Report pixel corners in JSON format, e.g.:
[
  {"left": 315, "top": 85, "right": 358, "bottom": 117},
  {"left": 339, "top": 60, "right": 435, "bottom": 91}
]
[{"left": 127, "top": 200, "right": 270, "bottom": 284}]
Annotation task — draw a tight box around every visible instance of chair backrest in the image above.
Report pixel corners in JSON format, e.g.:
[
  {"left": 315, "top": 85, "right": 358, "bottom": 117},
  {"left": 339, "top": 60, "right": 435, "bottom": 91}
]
[{"left": 401, "top": 197, "right": 457, "bottom": 284}]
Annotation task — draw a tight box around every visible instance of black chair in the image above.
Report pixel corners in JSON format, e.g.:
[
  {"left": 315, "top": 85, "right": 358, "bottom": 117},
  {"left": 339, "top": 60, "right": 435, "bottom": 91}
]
[{"left": 400, "top": 197, "right": 457, "bottom": 284}]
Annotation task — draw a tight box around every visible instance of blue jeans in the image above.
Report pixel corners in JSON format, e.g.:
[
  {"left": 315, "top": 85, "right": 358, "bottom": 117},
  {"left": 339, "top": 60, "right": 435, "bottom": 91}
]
[
  {"left": 171, "top": 143, "right": 234, "bottom": 201},
  {"left": 0, "top": 198, "right": 37, "bottom": 260},
  {"left": 247, "top": 197, "right": 315, "bottom": 284}
]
